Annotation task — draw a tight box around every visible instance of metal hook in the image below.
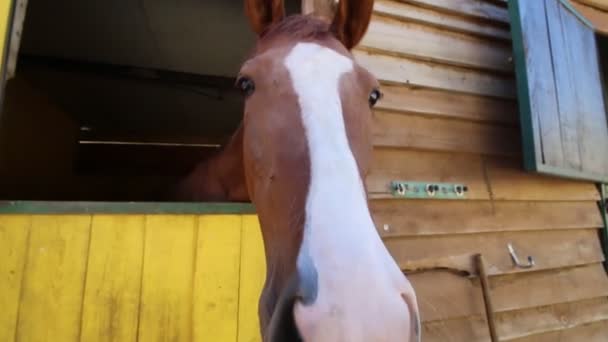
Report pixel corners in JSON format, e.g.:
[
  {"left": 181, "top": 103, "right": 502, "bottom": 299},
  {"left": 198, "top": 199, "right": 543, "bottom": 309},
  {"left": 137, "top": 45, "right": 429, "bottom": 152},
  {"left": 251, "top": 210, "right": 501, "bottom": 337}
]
[{"left": 507, "top": 243, "right": 535, "bottom": 269}]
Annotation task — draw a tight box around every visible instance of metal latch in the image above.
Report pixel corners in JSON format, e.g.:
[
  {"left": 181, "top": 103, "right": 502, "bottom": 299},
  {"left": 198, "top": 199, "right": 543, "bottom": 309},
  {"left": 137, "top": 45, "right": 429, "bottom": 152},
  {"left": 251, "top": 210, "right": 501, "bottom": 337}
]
[{"left": 391, "top": 181, "right": 469, "bottom": 199}]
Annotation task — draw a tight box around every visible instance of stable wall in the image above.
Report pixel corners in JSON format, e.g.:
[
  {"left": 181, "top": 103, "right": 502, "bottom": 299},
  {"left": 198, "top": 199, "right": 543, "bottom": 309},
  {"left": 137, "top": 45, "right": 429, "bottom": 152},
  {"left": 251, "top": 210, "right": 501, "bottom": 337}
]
[{"left": 356, "top": 0, "right": 608, "bottom": 340}]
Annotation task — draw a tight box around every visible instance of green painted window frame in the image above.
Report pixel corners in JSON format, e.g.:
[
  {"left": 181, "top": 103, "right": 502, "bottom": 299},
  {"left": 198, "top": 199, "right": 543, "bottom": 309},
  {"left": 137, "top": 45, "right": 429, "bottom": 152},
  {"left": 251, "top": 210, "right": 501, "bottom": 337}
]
[{"left": 508, "top": 0, "right": 608, "bottom": 183}]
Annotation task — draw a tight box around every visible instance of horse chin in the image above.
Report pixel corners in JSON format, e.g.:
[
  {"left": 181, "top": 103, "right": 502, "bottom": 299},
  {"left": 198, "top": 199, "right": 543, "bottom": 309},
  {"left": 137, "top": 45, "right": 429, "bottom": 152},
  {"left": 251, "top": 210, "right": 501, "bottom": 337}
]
[{"left": 264, "top": 272, "right": 304, "bottom": 342}]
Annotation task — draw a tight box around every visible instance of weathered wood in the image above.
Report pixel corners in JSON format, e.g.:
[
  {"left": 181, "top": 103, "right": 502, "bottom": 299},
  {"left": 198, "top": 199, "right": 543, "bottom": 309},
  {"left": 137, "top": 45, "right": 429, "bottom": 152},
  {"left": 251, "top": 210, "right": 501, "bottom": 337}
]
[
  {"left": 81, "top": 215, "right": 145, "bottom": 342},
  {"left": 546, "top": 0, "right": 582, "bottom": 170},
  {"left": 511, "top": 0, "right": 608, "bottom": 181},
  {"left": 510, "top": 0, "right": 564, "bottom": 168},
  {"left": 373, "top": 0, "right": 511, "bottom": 40},
  {"left": 371, "top": 200, "right": 603, "bottom": 237},
  {"left": 370, "top": 199, "right": 602, "bottom": 238},
  {"left": 497, "top": 297, "right": 608, "bottom": 340},
  {"left": 354, "top": 50, "right": 517, "bottom": 98},
  {"left": 138, "top": 216, "right": 196, "bottom": 342},
  {"left": 361, "top": 14, "right": 513, "bottom": 71},
  {"left": 411, "top": 263, "right": 608, "bottom": 322},
  {"left": 368, "top": 148, "right": 490, "bottom": 199},
  {"left": 0, "top": 216, "right": 30, "bottom": 342},
  {"left": 485, "top": 157, "right": 601, "bottom": 201},
  {"left": 387, "top": 229, "right": 604, "bottom": 276},
  {"left": 367, "top": 149, "right": 600, "bottom": 201},
  {"left": 574, "top": 0, "right": 608, "bottom": 11},
  {"left": 376, "top": 83, "right": 518, "bottom": 124},
  {"left": 565, "top": 2, "right": 608, "bottom": 177},
  {"left": 194, "top": 216, "right": 242, "bottom": 341},
  {"left": 237, "top": 215, "right": 266, "bottom": 342},
  {"left": 404, "top": 0, "right": 510, "bottom": 23},
  {"left": 476, "top": 254, "right": 499, "bottom": 342},
  {"left": 507, "top": 319, "right": 608, "bottom": 342},
  {"left": 16, "top": 216, "right": 92, "bottom": 341},
  {"left": 372, "top": 110, "right": 521, "bottom": 156},
  {"left": 419, "top": 297, "right": 608, "bottom": 342},
  {"left": 571, "top": 1, "right": 608, "bottom": 34}
]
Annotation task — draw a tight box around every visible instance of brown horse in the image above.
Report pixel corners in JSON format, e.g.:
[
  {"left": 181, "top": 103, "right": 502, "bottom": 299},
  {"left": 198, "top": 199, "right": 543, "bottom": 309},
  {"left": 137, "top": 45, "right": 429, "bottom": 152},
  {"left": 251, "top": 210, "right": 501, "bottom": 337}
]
[{"left": 175, "top": 0, "right": 421, "bottom": 340}]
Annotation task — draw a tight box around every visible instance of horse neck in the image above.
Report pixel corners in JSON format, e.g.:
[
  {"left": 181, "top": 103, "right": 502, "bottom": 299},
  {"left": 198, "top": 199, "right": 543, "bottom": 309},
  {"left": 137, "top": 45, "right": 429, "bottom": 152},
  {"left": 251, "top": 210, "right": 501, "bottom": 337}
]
[{"left": 172, "top": 124, "right": 249, "bottom": 202}]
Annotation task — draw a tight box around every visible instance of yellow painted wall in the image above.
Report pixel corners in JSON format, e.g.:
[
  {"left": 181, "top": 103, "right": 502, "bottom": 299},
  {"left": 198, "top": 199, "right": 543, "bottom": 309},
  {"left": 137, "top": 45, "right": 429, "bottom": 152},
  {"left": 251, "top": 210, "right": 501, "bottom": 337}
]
[{"left": 0, "top": 214, "right": 266, "bottom": 342}]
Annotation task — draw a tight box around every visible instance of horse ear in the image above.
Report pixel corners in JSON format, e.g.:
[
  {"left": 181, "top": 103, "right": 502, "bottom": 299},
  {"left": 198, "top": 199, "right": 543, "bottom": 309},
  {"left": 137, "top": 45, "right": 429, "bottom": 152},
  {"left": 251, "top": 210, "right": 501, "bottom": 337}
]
[
  {"left": 330, "top": 0, "right": 374, "bottom": 50},
  {"left": 245, "top": 0, "right": 286, "bottom": 36}
]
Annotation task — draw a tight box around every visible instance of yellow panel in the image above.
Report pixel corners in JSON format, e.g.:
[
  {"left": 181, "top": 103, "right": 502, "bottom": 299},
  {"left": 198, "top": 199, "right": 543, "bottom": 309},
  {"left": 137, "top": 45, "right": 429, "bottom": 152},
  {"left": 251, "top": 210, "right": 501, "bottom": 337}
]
[
  {"left": 0, "top": 215, "right": 30, "bottom": 342},
  {"left": 193, "top": 215, "right": 242, "bottom": 342},
  {"left": 238, "top": 215, "right": 266, "bottom": 342},
  {"left": 16, "top": 215, "right": 91, "bottom": 342},
  {"left": 138, "top": 215, "right": 196, "bottom": 342},
  {"left": 81, "top": 215, "right": 145, "bottom": 342},
  {"left": 0, "top": 0, "right": 12, "bottom": 79}
]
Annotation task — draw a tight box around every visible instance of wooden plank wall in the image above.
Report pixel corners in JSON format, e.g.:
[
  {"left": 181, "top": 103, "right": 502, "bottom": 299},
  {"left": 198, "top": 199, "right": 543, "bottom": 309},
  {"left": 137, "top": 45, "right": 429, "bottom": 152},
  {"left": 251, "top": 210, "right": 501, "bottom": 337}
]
[
  {"left": 0, "top": 214, "right": 266, "bottom": 342},
  {"left": 353, "top": 0, "right": 608, "bottom": 340},
  {"left": 570, "top": 0, "right": 608, "bottom": 34}
]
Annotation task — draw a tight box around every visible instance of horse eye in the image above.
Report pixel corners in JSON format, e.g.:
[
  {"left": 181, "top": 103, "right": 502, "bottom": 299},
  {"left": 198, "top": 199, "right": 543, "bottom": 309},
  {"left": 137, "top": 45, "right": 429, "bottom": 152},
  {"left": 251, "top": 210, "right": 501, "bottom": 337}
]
[
  {"left": 236, "top": 76, "right": 255, "bottom": 96},
  {"left": 369, "top": 89, "right": 382, "bottom": 107}
]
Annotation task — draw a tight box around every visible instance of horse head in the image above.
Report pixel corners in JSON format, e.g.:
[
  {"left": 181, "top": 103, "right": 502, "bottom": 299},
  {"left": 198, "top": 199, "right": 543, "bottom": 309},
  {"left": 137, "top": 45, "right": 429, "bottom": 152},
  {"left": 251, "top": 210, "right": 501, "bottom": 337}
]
[{"left": 238, "top": 1, "right": 421, "bottom": 341}]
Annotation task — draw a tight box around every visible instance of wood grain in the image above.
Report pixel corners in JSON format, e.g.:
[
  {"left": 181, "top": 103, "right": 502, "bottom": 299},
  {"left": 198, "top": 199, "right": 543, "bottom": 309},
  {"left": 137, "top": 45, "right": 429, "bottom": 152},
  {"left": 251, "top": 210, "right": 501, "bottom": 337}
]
[
  {"left": 404, "top": 0, "right": 510, "bottom": 23},
  {"left": 507, "top": 319, "right": 608, "bottom": 342},
  {"left": 138, "top": 216, "right": 196, "bottom": 342},
  {"left": 546, "top": 0, "right": 582, "bottom": 170},
  {"left": 516, "top": 0, "right": 565, "bottom": 167},
  {"left": 571, "top": 1, "right": 608, "bottom": 34},
  {"left": 16, "top": 216, "right": 91, "bottom": 342},
  {"left": 193, "top": 215, "right": 242, "bottom": 342},
  {"left": 237, "top": 215, "right": 266, "bottom": 342},
  {"left": 497, "top": 297, "right": 608, "bottom": 340},
  {"left": 565, "top": 2, "right": 608, "bottom": 177},
  {"left": 485, "top": 157, "right": 601, "bottom": 201},
  {"left": 373, "top": 0, "right": 511, "bottom": 40},
  {"left": 573, "top": 0, "right": 608, "bottom": 11},
  {"left": 411, "top": 263, "right": 608, "bottom": 322},
  {"left": 0, "top": 216, "right": 30, "bottom": 342},
  {"left": 371, "top": 200, "right": 603, "bottom": 237},
  {"left": 354, "top": 50, "right": 516, "bottom": 98},
  {"left": 372, "top": 110, "right": 521, "bottom": 156},
  {"left": 367, "top": 149, "right": 600, "bottom": 201},
  {"left": 361, "top": 14, "right": 513, "bottom": 71},
  {"left": 376, "top": 83, "right": 518, "bottom": 124},
  {"left": 419, "top": 297, "right": 608, "bottom": 342},
  {"left": 388, "top": 228, "right": 604, "bottom": 276},
  {"left": 80, "top": 215, "right": 145, "bottom": 342}
]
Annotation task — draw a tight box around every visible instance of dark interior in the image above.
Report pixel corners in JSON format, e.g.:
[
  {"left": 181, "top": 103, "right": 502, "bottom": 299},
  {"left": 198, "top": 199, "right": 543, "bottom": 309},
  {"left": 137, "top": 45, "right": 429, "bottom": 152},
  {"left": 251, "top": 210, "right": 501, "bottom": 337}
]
[{"left": 0, "top": 0, "right": 300, "bottom": 201}]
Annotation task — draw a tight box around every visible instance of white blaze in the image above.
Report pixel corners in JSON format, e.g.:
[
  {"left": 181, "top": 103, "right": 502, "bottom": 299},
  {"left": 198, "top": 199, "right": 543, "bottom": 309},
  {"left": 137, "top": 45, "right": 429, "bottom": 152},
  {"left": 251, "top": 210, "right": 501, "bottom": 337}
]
[{"left": 284, "top": 42, "right": 415, "bottom": 341}]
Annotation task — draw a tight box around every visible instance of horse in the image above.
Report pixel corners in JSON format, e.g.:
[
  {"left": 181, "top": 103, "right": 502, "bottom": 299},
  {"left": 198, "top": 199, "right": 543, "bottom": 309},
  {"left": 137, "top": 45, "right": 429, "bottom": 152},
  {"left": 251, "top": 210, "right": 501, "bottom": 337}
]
[{"left": 173, "top": 0, "right": 421, "bottom": 340}]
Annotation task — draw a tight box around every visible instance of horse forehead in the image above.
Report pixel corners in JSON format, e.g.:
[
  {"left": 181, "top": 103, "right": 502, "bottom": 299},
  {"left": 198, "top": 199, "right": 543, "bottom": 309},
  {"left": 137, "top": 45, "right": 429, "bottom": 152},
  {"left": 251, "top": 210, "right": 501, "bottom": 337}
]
[{"left": 283, "top": 42, "right": 354, "bottom": 85}]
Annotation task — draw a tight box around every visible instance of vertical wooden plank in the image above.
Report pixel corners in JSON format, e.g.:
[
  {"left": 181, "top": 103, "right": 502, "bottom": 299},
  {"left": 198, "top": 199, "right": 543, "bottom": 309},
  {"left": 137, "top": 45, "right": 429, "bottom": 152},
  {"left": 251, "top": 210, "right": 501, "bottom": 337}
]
[
  {"left": 545, "top": 0, "right": 581, "bottom": 170},
  {"left": 193, "top": 215, "right": 242, "bottom": 342},
  {"left": 0, "top": 215, "right": 30, "bottom": 342},
  {"left": 0, "top": 0, "right": 12, "bottom": 87},
  {"left": 138, "top": 215, "right": 196, "bottom": 342},
  {"left": 562, "top": 3, "right": 608, "bottom": 176},
  {"left": 238, "top": 215, "right": 266, "bottom": 342},
  {"left": 16, "top": 215, "right": 92, "bottom": 342},
  {"left": 509, "top": 0, "right": 564, "bottom": 168},
  {"left": 80, "top": 215, "right": 145, "bottom": 342}
]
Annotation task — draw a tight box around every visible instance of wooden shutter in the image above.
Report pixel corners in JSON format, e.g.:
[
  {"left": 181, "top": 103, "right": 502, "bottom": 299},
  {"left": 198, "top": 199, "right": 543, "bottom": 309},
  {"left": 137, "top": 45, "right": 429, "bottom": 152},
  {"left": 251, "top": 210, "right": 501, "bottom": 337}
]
[{"left": 509, "top": 0, "right": 608, "bottom": 182}]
